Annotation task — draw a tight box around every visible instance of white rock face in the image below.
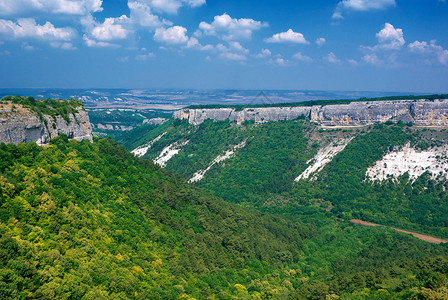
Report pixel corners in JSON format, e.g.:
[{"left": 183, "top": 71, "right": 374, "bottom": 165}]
[
  {"left": 174, "top": 99, "right": 448, "bottom": 127},
  {"left": 153, "top": 140, "right": 189, "bottom": 167},
  {"left": 188, "top": 140, "right": 246, "bottom": 183},
  {"left": 0, "top": 105, "right": 92, "bottom": 146},
  {"left": 366, "top": 144, "right": 448, "bottom": 181},
  {"left": 295, "top": 138, "right": 354, "bottom": 182},
  {"left": 131, "top": 132, "right": 166, "bottom": 157}
]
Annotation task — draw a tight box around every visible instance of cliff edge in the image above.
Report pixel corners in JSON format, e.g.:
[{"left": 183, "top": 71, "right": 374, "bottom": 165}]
[
  {"left": 0, "top": 96, "right": 93, "bottom": 145},
  {"left": 173, "top": 98, "right": 448, "bottom": 127}
]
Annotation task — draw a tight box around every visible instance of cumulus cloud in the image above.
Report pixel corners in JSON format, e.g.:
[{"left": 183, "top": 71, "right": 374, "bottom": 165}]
[
  {"left": 333, "top": 0, "right": 396, "bottom": 19},
  {"left": 0, "top": 18, "right": 76, "bottom": 41},
  {"left": 293, "top": 52, "right": 313, "bottom": 62},
  {"left": 185, "top": 37, "right": 214, "bottom": 50},
  {"left": 256, "top": 48, "right": 271, "bottom": 58},
  {"left": 21, "top": 42, "right": 35, "bottom": 50},
  {"left": 363, "top": 53, "right": 381, "bottom": 65},
  {"left": 265, "top": 29, "right": 308, "bottom": 44},
  {"left": 50, "top": 42, "right": 77, "bottom": 50},
  {"left": 375, "top": 23, "right": 404, "bottom": 50},
  {"left": 128, "top": 1, "right": 168, "bottom": 28},
  {"left": 91, "top": 16, "right": 131, "bottom": 41},
  {"left": 154, "top": 26, "right": 189, "bottom": 44},
  {"left": 325, "top": 52, "right": 340, "bottom": 63},
  {"left": 0, "top": 0, "right": 103, "bottom": 16},
  {"left": 316, "top": 37, "right": 326, "bottom": 46},
  {"left": 216, "top": 41, "right": 249, "bottom": 61},
  {"left": 409, "top": 40, "right": 448, "bottom": 65},
  {"left": 136, "top": 52, "right": 155, "bottom": 60},
  {"left": 144, "top": 0, "right": 205, "bottom": 14},
  {"left": 274, "top": 57, "right": 286, "bottom": 66},
  {"left": 219, "top": 52, "right": 246, "bottom": 61},
  {"left": 83, "top": 35, "right": 119, "bottom": 47},
  {"left": 198, "top": 13, "right": 267, "bottom": 41},
  {"left": 81, "top": 14, "right": 131, "bottom": 47}
]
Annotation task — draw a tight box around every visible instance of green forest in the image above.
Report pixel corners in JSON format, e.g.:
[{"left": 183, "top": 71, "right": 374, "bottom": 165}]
[
  {"left": 135, "top": 118, "right": 448, "bottom": 240},
  {"left": 1, "top": 96, "right": 83, "bottom": 122},
  {"left": 1, "top": 136, "right": 448, "bottom": 299}
]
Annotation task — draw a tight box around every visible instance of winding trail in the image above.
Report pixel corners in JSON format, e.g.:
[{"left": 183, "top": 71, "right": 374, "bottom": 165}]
[{"left": 350, "top": 219, "right": 448, "bottom": 244}]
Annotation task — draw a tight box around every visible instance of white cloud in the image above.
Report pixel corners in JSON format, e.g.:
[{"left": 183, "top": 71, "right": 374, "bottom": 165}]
[
  {"left": 0, "top": 0, "right": 103, "bottom": 16},
  {"left": 256, "top": 48, "right": 271, "bottom": 58},
  {"left": 265, "top": 29, "right": 308, "bottom": 44},
  {"left": 145, "top": 0, "right": 205, "bottom": 14},
  {"left": 185, "top": 37, "right": 213, "bottom": 50},
  {"left": 408, "top": 40, "right": 432, "bottom": 53},
  {"left": 375, "top": 23, "right": 404, "bottom": 50},
  {"left": 91, "top": 16, "right": 131, "bottom": 41},
  {"left": 316, "top": 37, "right": 326, "bottom": 46},
  {"left": 216, "top": 41, "right": 249, "bottom": 61},
  {"left": 348, "top": 59, "right": 358, "bottom": 66},
  {"left": 439, "top": 50, "right": 448, "bottom": 65},
  {"left": 293, "top": 52, "right": 312, "bottom": 62},
  {"left": 186, "top": 0, "right": 206, "bottom": 7},
  {"left": 21, "top": 42, "right": 35, "bottom": 50},
  {"left": 409, "top": 40, "right": 448, "bottom": 65},
  {"left": 128, "top": 1, "right": 166, "bottom": 28},
  {"left": 219, "top": 52, "right": 246, "bottom": 61},
  {"left": 83, "top": 35, "right": 118, "bottom": 47},
  {"left": 0, "top": 18, "right": 76, "bottom": 41},
  {"left": 363, "top": 53, "right": 381, "bottom": 65},
  {"left": 154, "top": 26, "right": 189, "bottom": 44},
  {"left": 50, "top": 42, "right": 77, "bottom": 50},
  {"left": 333, "top": 0, "right": 396, "bottom": 19},
  {"left": 199, "top": 13, "right": 267, "bottom": 41},
  {"left": 118, "top": 56, "right": 129, "bottom": 63},
  {"left": 268, "top": 55, "right": 290, "bottom": 66},
  {"left": 325, "top": 52, "right": 340, "bottom": 63},
  {"left": 136, "top": 52, "right": 155, "bottom": 60},
  {"left": 274, "top": 57, "right": 286, "bottom": 65}
]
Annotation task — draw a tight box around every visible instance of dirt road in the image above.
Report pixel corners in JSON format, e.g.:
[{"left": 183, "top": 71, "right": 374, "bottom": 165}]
[{"left": 350, "top": 219, "right": 448, "bottom": 244}]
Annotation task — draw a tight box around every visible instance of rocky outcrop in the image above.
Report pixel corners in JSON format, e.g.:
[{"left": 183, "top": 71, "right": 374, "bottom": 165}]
[
  {"left": 143, "top": 117, "right": 168, "bottom": 125},
  {"left": 0, "top": 105, "right": 93, "bottom": 145},
  {"left": 173, "top": 99, "right": 448, "bottom": 127}
]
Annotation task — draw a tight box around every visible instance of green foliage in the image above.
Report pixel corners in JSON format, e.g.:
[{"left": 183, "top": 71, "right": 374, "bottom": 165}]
[
  {"left": 1, "top": 136, "right": 448, "bottom": 298},
  {"left": 0, "top": 137, "right": 315, "bottom": 299},
  {"left": 1, "top": 95, "right": 83, "bottom": 123},
  {"left": 198, "top": 120, "right": 311, "bottom": 205}
]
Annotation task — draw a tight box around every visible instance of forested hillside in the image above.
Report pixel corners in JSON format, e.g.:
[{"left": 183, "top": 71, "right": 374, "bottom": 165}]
[
  {"left": 126, "top": 118, "right": 448, "bottom": 240},
  {"left": 2, "top": 136, "right": 448, "bottom": 299}
]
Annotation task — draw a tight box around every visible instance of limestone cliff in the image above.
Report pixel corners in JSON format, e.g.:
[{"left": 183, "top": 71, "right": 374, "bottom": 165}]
[
  {"left": 173, "top": 99, "right": 448, "bottom": 127},
  {"left": 0, "top": 102, "right": 93, "bottom": 145}
]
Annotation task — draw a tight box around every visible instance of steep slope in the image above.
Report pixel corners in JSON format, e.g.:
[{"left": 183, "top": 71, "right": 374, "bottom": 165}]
[
  {"left": 0, "top": 137, "right": 314, "bottom": 299},
  {"left": 125, "top": 117, "right": 448, "bottom": 240},
  {"left": 0, "top": 96, "right": 92, "bottom": 145}
]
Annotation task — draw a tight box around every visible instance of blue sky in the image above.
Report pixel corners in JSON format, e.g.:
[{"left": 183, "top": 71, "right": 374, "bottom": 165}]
[{"left": 0, "top": 0, "right": 447, "bottom": 92}]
